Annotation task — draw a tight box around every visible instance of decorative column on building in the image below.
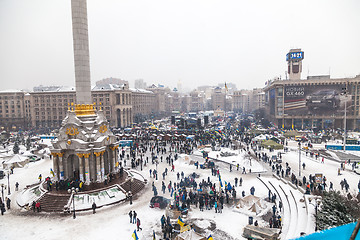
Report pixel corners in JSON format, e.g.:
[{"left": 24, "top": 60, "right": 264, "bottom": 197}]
[
  {"left": 100, "top": 151, "right": 105, "bottom": 181},
  {"left": 84, "top": 153, "right": 90, "bottom": 184},
  {"left": 76, "top": 153, "right": 84, "bottom": 182},
  {"left": 94, "top": 152, "right": 101, "bottom": 182}
]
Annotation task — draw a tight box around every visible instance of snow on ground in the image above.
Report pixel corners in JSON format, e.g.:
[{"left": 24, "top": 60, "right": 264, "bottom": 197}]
[
  {"left": 0, "top": 140, "right": 357, "bottom": 240},
  {"left": 194, "top": 147, "right": 267, "bottom": 173}
]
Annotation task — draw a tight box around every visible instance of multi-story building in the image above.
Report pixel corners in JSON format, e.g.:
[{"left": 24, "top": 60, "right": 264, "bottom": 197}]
[
  {"left": 264, "top": 75, "right": 360, "bottom": 130},
  {"left": 0, "top": 84, "right": 134, "bottom": 130},
  {"left": 189, "top": 90, "right": 205, "bottom": 112},
  {"left": 211, "top": 87, "right": 226, "bottom": 111},
  {"left": 0, "top": 90, "right": 28, "bottom": 130},
  {"left": 130, "top": 88, "right": 156, "bottom": 122},
  {"left": 232, "top": 88, "right": 265, "bottom": 113},
  {"left": 147, "top": 85, "right": 168, "bottom": 115}
]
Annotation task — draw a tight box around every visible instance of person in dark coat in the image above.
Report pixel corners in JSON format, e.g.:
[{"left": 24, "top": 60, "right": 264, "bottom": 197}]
[
  {"left": 0, "top": 202, "right": 5, "bottom": 215},
  {"left": 133, "top": 211, "right": 137, "bottom": 224},
  {"left": 92, "top": 202, "right": 96, "bottom": 214},
  {"left": 32, "top": 201, "right": 36, "bottom": 212},
  {"left": 6, "top": 197, "right": 11, "bottom": 210}
]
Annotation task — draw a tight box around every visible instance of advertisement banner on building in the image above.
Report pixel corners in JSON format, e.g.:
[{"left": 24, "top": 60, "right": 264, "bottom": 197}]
[{"left": 283, "top": 84, "right": 351, "bottom": 116}]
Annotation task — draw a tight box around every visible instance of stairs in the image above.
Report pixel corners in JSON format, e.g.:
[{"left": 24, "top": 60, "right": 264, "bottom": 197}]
[
  {"left": 120, "top": 178, "right": 145, "bottom": 194},
  {"left": 38, "top": 193, "right": 71, "bottom": 212}
]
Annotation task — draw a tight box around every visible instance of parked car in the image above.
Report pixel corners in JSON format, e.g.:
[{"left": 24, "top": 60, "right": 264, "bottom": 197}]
[{"left": 149, "top": 196, "right": 170, "bottom": 209}]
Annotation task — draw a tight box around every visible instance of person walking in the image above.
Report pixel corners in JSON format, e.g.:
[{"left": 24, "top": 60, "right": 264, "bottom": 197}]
[
  {"left": 15, "top": 182, "right": 19, "bottom": 191},
  {"left": 137, "top": 218, "right": 142, "bottom": 231},
  {"left": 6, "top": 197, "right": 11, "bottom": 210},
  {"left": 92, "top": 202, "right": 96, "bottom": 214},
  {"left": 0, "top": 201, "right": 5, "bottom": 215},
  {"left": 133, "top": 210, "right": 137, "bottom": 224},
  {"left": 35, "top": 202, "right": 41, "bottom": 212}
]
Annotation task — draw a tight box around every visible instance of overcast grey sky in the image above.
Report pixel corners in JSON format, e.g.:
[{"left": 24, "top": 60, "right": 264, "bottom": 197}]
[{"left": 0, "top": 0, "right": 359, "bottom": 91}]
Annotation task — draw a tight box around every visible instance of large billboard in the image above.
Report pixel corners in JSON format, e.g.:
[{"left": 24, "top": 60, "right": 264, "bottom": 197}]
[{"left": 284, "top": 84, "right": 351, "bottom": 116}]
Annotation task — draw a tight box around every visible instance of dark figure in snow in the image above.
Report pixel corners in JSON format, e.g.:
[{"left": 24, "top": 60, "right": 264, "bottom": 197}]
[
  {"left": 137, "top": 218, "right": 142, "bottom": 231},
  {"left": 32, "top": 201, "right": 36, "bottom": 212},
  {"left": 235, "top": 177, "right": 238, "bottom": 187},
  {"left": 133, "top": 211, "right": 137, "bottom": 224},
  {"left": 15, "top": 182, "right": 19, "bottom": 191},
  {"left": 6, "top": 197, "right": 11, "bottom": 210},
  {"left": 0, "top": 201, "right": 5, "bottom": 215},
  {"left": 250, "top": 186, "right": 255, "bottom": 195},
  {"left": 92, "top": 202, "right": 96, "bottom": 214},
  {"left": 239, "top": 177, "right": 243, "bottom": 186},
  {"left": 279, "top": 201, "right": 283, "bottom": 212}
]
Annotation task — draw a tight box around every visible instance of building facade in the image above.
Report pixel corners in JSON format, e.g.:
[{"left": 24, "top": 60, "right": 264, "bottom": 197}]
[
  {"left": 263, "top": 75, "right": 360, "bottom": 130},
  {"left": 0, "top": 84, "right": 135, "bottom": 131}
]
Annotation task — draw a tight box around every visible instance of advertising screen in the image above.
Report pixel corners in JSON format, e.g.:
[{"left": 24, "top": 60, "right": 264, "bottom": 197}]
[
  {"left": 283, "top": 84, "right": 351, "bottom": 116},
  {"left": 286, "top": 51, "right": 304, "bottom": 61}
]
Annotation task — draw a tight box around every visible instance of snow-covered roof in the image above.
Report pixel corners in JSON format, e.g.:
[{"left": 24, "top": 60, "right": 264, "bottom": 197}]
[
  {"left": 129, "top": 88, "right": 154, "bottom": 94},
  {"left": 0, "top": 89, "right": 24, "bottom": 93},
  {"left": 92, "top": 83, "right": 126, "bottom": 91}
]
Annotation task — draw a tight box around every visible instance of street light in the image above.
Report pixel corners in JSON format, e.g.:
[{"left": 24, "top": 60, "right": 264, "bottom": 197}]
[
  {"left": 155, "top": 160, "right": 158, "bottom": 180},
  {"left": 342, "top": 86, "right": 348, "bottom": 151},
  {"left": 298, "top": 142, "right": 301, "bottom": 177},
  {"left": 68, "top": 187, "right": 79, "bottom": 219},
  {"left": 1, "top": 184, "right": 4, "bottom": 201},
  {"left": 7, "top": 171, "right": 10, "bottom": 195}
]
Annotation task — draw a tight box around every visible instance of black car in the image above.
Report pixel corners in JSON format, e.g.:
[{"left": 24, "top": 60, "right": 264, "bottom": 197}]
[
  {"left": 149, "top": 196, "right": 170, "bottom": 209},
  {"left": 306, "top": 89, "right": 340, "bottom": 110}
]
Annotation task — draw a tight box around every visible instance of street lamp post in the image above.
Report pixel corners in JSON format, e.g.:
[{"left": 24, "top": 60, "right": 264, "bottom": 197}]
[
  {"left": 7, "top": 171, "right": 10, "bottom": 195},
  {"left": 155, "top": 160, "right": 158, "bottom": 180},
  {"left": 68, "top": 187, "right": 79, "bottom": 219},
  {"left": 1, "top": 184, "right": 4, "bottom": 201},
  {"left": 342, "top": 86, "right": 348, "bottom": 151},
  {"left": 298, "top": 142, "right": 301, "bottom": 177}
]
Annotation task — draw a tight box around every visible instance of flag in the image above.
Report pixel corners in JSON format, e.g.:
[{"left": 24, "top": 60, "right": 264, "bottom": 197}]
[
  {"left": 177, "top": 216, "right": 185, "bottom": 227},
  {"left": 50, "top": 168, "right": 54, "bottom": 177},
  {"left": 207, "top": 235, "right": 214, "bottom": 240},
  {"left": 132, "top": 230, "right": 139, "bottom": 240}
]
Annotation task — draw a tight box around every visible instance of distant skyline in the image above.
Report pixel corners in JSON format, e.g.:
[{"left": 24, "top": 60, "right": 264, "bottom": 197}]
[{"left": 0, "top": 0, "right": 359, "bottom": 91}]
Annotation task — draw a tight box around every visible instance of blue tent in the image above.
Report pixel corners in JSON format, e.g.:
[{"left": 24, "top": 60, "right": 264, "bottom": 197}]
[{"left": 291, "top": 222, "right": 359, "bottom": 240}]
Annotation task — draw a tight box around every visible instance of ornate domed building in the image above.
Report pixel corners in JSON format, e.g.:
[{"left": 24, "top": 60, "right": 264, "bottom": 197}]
[{"left": 51, "top": 104, "right": 118, "bottom": 184}]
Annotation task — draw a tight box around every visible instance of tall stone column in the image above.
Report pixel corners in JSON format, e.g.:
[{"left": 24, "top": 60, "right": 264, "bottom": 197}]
[
  {"left": 58, "top": 153, "right": 65, "bottom": 180},
  {"left": 71, "top": 0, "right": 92, "bottom": 104},
  {"left": 84, "top": 154, "right": 90, "bottom": 184},
  {"left": 100, "top": 151, "right": 105, "bottom": 180},
  {"left": 52, "top": 153, "right": 60, "bottom": 181},
  {"left": 94, "top": 152, "right": 101, "bottom": 182},
  {"left": 76, "top": 153, "right": 85, "bottom": 182}
]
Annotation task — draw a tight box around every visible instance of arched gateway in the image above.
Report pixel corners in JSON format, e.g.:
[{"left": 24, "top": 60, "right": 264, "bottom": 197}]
[{"left": 50, "top": 104, "right": 118, "bottom": 184}]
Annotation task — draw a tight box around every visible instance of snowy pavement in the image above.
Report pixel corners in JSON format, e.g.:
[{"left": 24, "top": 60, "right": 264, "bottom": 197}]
[{"left": 0, "top": 140, "right": 358, "bottom": 240}]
